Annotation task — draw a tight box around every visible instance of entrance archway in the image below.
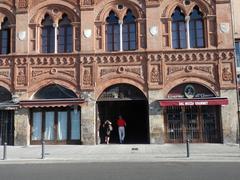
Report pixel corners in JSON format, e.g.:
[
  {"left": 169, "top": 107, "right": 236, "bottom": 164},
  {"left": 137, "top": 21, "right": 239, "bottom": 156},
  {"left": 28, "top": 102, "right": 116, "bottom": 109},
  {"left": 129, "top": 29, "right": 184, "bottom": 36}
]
[
  {"left": 97, "top": 83, "right": 149, "bottom": 144},
  {"left": 28, "top": 84, "right": 82, "bottom": 145}
]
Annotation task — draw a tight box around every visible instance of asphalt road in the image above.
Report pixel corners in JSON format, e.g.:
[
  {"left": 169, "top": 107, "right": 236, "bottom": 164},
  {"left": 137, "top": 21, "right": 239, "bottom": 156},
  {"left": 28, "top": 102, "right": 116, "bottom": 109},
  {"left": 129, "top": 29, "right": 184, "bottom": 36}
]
[{"left": 0, "top": 162, "right": 240, "bottom": 180}]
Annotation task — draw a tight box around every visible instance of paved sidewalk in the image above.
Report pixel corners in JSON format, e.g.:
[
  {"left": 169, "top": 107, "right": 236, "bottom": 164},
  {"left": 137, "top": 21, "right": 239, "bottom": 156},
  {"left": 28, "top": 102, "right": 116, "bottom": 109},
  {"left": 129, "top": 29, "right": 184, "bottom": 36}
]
[{"left": 0, "top": 144, "right": 240, "bottom": 164}]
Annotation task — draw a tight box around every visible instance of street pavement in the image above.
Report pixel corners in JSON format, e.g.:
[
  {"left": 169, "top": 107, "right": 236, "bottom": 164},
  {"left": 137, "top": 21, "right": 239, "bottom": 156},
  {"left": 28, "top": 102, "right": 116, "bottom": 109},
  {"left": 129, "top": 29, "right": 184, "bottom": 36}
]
[
  {"left": 1, "top": 162, "right": 240, "bottom": 180},
  {"left": 0, "top": 143, "right": 240, "bottom": 164}
]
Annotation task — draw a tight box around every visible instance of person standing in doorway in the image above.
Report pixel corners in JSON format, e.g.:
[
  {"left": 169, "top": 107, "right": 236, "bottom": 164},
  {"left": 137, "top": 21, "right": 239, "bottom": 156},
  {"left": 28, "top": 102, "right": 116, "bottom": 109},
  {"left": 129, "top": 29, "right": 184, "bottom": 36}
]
[
  {"left": 102, "top": 120, "right": 113, "bottom": 144},
  {"left": 117, "top": 115, "right": 126, "bottom": 144}
]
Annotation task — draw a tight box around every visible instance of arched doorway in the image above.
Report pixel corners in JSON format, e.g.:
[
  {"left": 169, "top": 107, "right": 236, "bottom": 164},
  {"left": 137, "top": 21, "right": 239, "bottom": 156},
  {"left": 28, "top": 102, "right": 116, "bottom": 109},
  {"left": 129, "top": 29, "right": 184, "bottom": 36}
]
[
  {"left": 97, "top": 83, "right": 149, "bottom": 144},
  {"left": 160, "top": 83, "right": 224, "bottom": 143},
  {"left": 0, "top": 86, "right": 14, "bottom": 145},
  {"left": 26, "top": 84, "right": 82, "bottom": 145}
]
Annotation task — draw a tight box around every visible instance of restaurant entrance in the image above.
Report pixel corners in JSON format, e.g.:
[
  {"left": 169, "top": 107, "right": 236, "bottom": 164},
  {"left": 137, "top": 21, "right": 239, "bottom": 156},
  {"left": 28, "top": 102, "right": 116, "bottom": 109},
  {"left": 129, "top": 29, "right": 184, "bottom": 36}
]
[{"left": 160, "top": 83, "right": 226, "bottom": 143}]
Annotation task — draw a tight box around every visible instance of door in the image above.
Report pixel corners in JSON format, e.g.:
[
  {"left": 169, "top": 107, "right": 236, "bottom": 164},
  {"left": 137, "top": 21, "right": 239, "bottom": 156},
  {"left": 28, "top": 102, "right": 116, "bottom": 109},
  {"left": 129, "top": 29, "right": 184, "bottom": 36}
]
[
  {"left": 185, "top": 106, "right": 200, "bottom": 142},
  {"left": 165, "top": 107, "right": 183, "bottom": 143},
  {"left": 165, "top": 106, "right": 221, "bottom": 143}
]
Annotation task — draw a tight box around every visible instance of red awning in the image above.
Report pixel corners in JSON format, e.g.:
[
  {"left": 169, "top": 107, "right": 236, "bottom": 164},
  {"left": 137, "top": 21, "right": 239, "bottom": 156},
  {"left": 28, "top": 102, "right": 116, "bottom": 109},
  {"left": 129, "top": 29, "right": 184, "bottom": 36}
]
[
  {"left": 20, "top": 98, "right": 85, "bottom": 108},
  {"left": 159, "top": 98, "right": 228, "bottom": 107}
]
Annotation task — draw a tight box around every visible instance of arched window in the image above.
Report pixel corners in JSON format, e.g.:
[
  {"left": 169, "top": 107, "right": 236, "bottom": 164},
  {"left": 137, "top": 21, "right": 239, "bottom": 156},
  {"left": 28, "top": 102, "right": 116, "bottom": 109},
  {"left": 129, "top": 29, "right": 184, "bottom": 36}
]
[
  {"left": 41, "top": 15, "right": 55, "bottom": 53},
  {"left": 0, "top": 17, "right": 10, "bottom": 54},
  {"left": 123, "top": 10, "right": 136, "bottom": 51},
  {"left": 171, "top": 7, "right": 187, "bottom": 49},
  {"left": 58, "top": 15, "right": 73, "bottom": 53},
  {"left": 189, "top": 7, "right": 205, "bottom": 48},
  {"left": 106, "top": 11, "right": 120, "bottom": 51}
]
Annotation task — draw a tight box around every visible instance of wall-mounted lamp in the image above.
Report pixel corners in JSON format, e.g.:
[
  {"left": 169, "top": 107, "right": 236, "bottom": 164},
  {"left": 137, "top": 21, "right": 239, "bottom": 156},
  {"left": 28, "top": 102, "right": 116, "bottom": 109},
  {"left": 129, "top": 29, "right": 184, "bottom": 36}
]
[{"left": 12, "top": 94, "right": 20, "bottom": 104}]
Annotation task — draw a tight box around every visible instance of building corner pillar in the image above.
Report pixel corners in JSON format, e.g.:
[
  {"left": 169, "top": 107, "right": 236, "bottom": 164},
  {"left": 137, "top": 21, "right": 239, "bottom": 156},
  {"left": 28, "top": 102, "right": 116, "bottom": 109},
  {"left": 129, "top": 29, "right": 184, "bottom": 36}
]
[
  {"left": 148, "top": 90, "right": 165, "bottom": 144},
  {"left": 80, "top": 92, "right": 96, "bottom": 145},
  {"left": 221, "top": 89, "right": 239, "bottom": 144}
]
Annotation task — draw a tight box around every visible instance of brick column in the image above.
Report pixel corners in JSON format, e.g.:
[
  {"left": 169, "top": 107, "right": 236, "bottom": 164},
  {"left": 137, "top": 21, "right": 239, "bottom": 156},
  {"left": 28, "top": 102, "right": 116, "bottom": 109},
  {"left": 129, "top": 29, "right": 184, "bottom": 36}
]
[
  {"left": 148, "top": 90, "right": 165, "bottom": 144},
  {"left": 14, "top": 108, "right": 30, "bottom": 146}
]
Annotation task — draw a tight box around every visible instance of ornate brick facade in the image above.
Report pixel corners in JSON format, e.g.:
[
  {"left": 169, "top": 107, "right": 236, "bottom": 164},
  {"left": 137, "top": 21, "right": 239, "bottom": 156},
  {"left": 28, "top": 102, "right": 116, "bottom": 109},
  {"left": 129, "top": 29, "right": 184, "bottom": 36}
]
[{"left": 0, "top": 0, "right": 238, "bottom": 145}]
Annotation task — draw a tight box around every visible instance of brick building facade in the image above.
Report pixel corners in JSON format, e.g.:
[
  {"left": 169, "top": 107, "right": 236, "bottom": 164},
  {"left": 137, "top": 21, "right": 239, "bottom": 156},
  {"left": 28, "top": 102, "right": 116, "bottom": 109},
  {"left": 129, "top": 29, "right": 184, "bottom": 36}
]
[{"left": 0, "top": 0, "right": 238, "bottom": 145}]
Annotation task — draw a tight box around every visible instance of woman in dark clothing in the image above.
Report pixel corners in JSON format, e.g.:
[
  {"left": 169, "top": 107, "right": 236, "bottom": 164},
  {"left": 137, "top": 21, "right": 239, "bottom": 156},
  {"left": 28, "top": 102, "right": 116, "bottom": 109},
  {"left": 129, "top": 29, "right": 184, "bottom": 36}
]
[{"left": 102, "top": 120, "right": 113, "bottom": 144}]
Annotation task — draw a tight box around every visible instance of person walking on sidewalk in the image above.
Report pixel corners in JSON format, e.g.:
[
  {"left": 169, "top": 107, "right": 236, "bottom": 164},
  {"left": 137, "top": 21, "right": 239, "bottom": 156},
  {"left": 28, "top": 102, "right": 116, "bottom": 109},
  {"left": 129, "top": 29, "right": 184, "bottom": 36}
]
[
  {"left": 102, "top": 120, "right": 113, "bottom": 144},
  {"left": 117, "top": 115, "right": 126, "bottom": 144}
]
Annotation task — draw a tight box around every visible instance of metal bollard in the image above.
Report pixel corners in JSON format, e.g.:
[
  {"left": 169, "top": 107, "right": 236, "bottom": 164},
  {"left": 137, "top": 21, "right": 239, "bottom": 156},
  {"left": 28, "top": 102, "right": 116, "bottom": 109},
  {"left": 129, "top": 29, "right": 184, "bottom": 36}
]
[
  {"left": 41, "top": 140, "right": 45, "bottom": 159},
  {"left": 186, "top": 138, "right": 190, "bottom": 158},
  {"left": 3, "top": 142, "right": 7, "bottom": 160}
]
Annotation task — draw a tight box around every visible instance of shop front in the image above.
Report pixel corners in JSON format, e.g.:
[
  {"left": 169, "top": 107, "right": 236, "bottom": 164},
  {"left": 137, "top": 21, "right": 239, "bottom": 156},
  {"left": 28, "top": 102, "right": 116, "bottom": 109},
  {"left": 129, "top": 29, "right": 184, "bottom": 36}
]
[
  {"left": 20, "top": 84, "right": 84, "bottom": 145},
  {"left": 159, "top": 83, "right": 228, "bottom": 143}
]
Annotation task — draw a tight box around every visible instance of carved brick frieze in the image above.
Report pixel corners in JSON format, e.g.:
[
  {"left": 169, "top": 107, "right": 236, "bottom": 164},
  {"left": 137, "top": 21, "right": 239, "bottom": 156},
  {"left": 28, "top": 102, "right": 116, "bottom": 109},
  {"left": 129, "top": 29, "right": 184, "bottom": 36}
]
[
  {"left": 82, "top": 0, "right": 94, "bottom": 6},
  {"left": 95, "top": 54, "right": 145, "bottom": 64},
  {"left": 222, "top": 67, "right": 232, "bottom": 81},
  {"left": 82, "top": 67, "right": 92, "bottom": 86},
  {"left": 222, "top": 62, "right": 233, "bottom": 82},
  {"left": 17, "top": 0, "right": 28, "bottom": 9},
  {"left": 31, "top": 67, "right": 76, "bottom": 84},
  {"left": 147, "top": 49, "right": 234, "bottom": 63},
  {"left": 0, "top": 57, "right": 11, "bottom": 67},
  {"left": 99, "top": 65, "right": 144, "bottom": 79},
  {"left": 167, "top": 65, "right": 214, "bottom": 75},
  {"left": 0, "top": 69, "right": 10, "bottom": 79},
  {"left": 0, "top": 48, "right": 236, "bottom": 92},
  {"left": 166, "top": 64, "right": 216, "bottom": 83},
  {"left": 150, "top": 65, "right": 162, "bottom": 84},
  {"left": 16, "top": 67, "right": 27, "bottom": 86},
  {"left": 28, "top": 56, "right": 76, "bottom": 66}
]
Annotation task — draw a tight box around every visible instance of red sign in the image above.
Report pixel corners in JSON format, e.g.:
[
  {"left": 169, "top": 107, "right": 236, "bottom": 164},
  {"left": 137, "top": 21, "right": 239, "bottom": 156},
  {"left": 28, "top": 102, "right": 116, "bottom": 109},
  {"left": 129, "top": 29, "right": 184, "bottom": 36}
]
[{"left": 159, "top": 98, "right": 228, "bottom": 107}]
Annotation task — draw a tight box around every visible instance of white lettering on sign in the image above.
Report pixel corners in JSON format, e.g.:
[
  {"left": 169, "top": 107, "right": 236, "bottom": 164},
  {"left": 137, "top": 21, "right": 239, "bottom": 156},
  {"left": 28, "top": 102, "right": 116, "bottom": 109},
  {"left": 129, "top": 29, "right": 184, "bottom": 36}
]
[
  {"left": 178, "top": 101, "right": 209, "bottom": 106},
  {"left": 195, "top": 101, "right": 208, "bottom": 105}
]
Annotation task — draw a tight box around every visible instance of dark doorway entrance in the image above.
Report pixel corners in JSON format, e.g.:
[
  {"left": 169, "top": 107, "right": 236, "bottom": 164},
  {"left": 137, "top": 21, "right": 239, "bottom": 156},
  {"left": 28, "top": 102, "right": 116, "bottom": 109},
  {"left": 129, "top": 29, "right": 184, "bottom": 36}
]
[
  {"left": 0, "top": 110, "right": 14, "bottom": 145},
  {"left": 97, "top": 84, "right": 149, "bottom": 144},
  {"left": 0, "top": 86, "right": 15, "bottom": 145}
]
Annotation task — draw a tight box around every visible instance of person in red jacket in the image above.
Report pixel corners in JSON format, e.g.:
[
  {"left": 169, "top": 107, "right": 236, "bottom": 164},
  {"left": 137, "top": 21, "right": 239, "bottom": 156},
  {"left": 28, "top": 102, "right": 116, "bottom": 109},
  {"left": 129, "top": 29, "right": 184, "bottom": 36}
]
[{"left": 116, "top": 115, "right": 126, "bottom": 144}]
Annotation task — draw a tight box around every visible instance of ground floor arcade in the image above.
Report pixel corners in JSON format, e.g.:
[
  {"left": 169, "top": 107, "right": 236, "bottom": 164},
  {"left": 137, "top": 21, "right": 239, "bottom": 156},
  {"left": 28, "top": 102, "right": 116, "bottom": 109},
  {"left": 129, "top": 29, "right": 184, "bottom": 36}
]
[{"left": 0, "top": 83, "right": 239, "bottom": 146}]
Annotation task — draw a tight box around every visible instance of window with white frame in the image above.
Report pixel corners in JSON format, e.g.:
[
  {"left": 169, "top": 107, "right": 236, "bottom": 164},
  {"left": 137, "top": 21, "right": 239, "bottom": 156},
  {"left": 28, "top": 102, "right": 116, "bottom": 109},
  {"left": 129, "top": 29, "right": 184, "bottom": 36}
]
[
  {"left": 106, "top": 9, "right": 137, "bottom": 52},
  {"left": 41, "top": 14, "right": 73, "bottom": 53},
  {"left": 58, "top": 14, "right": 73, "bottom": 53},
  {"left": 41, "top": 14, "right": 55, "bottom": 53},
  {"left": 171, "top": 6, "right": 205, "bottom": 49}
]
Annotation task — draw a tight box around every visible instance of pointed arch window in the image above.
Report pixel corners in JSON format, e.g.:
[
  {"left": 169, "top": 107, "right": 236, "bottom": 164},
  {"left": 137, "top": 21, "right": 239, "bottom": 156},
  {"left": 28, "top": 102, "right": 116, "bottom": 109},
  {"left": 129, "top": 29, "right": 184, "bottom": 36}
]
[
  {"left": 171, "top": 7, "right": 187, "bottom": 49},
  {"left": 106, "top": 11, "right": 120, "bottom": 51},
  {"left": 123, "top": 10, "right": 136, "bottom": 51},
  {"left": 41, "top": 15, "right": 55, "bottom": 53},
  {"left": 58, "top": 15, "right": 73, "bottom": 53},
  {"left": 189, "top": 7, "right": 205, "bottom": 48},
  {"left": 0, "top": 17, "right": 10, "bottom": 54}
]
